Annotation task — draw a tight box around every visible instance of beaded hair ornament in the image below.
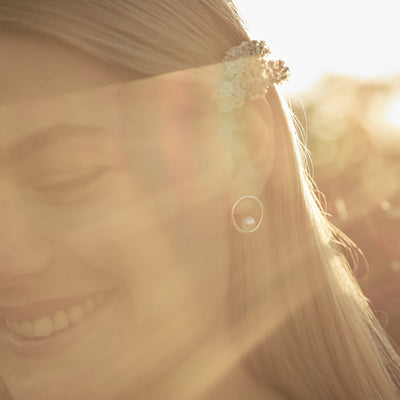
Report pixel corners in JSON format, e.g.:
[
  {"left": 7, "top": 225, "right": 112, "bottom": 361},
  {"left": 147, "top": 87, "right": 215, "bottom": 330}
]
[{"left": 215, "top": 40, "right": 290, "bottom": 112}]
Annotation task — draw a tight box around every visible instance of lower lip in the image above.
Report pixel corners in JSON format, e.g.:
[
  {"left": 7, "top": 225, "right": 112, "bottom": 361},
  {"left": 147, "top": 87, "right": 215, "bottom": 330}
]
[{"left": 0, "top": 290, "right": 118, "bottom": 358}]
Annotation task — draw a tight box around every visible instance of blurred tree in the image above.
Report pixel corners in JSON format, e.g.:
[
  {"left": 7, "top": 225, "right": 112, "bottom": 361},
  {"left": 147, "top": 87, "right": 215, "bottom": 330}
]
[{"left": 291, "top": 74, "right": 400, "bottom": 346}]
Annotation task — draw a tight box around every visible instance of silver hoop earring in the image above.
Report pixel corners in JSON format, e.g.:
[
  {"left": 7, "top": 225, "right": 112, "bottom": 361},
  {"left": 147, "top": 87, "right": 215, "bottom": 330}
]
[{"left": 231, "top": 195, "right": 264, "bottom": 234}]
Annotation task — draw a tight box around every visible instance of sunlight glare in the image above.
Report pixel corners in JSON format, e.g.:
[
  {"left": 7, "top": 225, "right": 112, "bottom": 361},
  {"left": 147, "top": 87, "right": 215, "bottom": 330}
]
[{"left": 385, "top": 96, "right": 400, "bottom": 129}]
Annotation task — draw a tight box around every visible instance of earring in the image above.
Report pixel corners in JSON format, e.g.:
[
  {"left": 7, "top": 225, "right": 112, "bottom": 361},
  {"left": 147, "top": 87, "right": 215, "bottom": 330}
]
[{"left": 231, "top": 195, "right": 263, "bottom": 234}]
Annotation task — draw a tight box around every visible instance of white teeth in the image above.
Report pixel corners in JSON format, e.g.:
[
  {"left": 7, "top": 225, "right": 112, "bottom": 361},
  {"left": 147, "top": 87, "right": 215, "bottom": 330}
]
[
  {"left": 83, "top": 298, "right": 94, "bottom": 314},
  {"left": 3, "top": 292, "right": 107, "bottom": 339},
  {"left": 53, "top": 311, "right": 69, "bottom": 331},
  {"left": 34, "top": 316, "right": 54, "bottom": 338},
  {"left": 12, "top": 320, "right": 23, "bottom": 336},
  {"left": 20, "top": 320, "right": 35, "bottom": 338},
  {"left": 67, "top": 305, "right": 84, "bottom": 324}
]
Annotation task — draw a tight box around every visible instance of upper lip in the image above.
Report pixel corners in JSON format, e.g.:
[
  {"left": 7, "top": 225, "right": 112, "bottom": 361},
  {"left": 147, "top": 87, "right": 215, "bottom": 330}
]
[{"left": 0, "top": 291, "right": 107, "bottom": 320}]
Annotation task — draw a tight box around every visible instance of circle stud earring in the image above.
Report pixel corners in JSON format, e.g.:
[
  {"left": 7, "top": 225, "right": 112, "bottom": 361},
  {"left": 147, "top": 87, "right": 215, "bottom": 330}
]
[{"left": 231, "top": 195, "right": 264, "bottom": 234}]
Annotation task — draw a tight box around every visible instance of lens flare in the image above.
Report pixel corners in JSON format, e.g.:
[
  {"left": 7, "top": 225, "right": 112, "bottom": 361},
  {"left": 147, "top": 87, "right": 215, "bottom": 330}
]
[{"left": 385, "top": 96, "right": 400, "bottom": 129}]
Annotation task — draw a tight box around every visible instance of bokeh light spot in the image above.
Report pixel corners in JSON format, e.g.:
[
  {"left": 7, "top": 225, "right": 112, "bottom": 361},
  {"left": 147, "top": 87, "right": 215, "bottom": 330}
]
[{"left": 385, "top": 96, "right": 400, "bottom": 129}]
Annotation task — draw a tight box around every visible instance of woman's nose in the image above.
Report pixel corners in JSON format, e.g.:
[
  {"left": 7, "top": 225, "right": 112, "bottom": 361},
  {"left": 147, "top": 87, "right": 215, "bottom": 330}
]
[{"left": 0, "top": 181, "right": 49, "bottom": 286}]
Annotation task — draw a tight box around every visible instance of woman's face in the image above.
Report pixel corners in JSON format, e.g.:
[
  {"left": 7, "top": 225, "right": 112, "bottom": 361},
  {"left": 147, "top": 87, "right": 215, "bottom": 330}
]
[{"left": 0, "top": 33, "right": 236, "bottom": 400}]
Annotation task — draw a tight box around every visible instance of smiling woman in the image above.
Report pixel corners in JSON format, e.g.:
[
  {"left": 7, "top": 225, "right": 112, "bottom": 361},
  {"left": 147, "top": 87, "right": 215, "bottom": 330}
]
[{"left": 0, "top": 1, "right": 400, "bottom": 400}]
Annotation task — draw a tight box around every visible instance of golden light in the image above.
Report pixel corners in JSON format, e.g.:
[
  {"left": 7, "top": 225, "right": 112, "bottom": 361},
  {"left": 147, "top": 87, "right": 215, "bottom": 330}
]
[{"left": 385, "top": 96, "right": 400, "bottom": 128}]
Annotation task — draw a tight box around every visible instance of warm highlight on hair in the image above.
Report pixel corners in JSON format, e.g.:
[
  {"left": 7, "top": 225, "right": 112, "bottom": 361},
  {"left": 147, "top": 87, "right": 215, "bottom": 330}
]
[{"left": 1, "top": 1, "right": 400, "bottom": 399}]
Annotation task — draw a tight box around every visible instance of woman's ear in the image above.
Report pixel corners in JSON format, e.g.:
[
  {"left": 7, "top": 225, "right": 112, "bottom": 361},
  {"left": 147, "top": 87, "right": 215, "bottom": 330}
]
[{"left": 223, "top": 98, "right": 275, "bottom": 213}]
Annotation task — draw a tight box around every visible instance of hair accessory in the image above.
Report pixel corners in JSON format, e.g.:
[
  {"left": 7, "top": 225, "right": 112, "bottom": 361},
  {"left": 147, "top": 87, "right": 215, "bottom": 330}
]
[
  {"left": 231, "top": 195, "right": 264, "bottom": 234},
  {"left": 215, "top": 40, "right": 290, "bottom": 112}
]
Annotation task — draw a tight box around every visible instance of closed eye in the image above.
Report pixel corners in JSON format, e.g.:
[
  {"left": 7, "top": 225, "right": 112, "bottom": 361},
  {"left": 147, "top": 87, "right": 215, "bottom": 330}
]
[{"left": 34, "top": 168, "right": 110, "bottom": 205}]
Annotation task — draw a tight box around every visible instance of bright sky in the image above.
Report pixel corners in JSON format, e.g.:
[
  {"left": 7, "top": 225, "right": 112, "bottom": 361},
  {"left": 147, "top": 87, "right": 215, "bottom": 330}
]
[{"left": 236, "top": 0, "right": 400, "bottom": 92}]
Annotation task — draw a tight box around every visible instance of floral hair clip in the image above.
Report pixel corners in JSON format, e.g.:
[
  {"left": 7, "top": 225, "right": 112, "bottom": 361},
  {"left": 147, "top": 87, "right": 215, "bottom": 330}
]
[{"left": 215, "top": 40, "right": 290, "bottom": 112}]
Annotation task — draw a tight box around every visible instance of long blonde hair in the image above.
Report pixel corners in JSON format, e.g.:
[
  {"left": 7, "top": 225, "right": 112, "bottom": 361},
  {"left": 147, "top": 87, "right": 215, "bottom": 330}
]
[{"left": 1, "top": 1, "right": 400, "bottom": 399}]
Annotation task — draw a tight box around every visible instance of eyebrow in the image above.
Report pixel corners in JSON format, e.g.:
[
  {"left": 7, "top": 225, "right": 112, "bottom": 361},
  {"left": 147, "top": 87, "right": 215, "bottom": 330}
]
[{"left": 2, "top": 123, "right": 115, "bottom": 165}]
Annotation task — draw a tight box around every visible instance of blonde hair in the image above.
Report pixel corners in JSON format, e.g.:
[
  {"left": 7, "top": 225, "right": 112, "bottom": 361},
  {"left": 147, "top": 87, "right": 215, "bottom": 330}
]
[{"left": 1, "top": 1, "right": 400, "bottom": 399}]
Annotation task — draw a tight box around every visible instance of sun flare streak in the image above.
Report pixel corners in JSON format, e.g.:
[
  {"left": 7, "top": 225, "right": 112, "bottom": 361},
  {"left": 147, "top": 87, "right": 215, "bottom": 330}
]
[{"left": 385, "top": 96, "right": 400, "bottom": 129}]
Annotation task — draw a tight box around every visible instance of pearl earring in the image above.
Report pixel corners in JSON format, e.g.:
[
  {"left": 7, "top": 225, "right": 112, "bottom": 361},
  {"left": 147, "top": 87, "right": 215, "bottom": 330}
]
[{"left": 231, "top": 195, "right": 263, "bottom": 234}]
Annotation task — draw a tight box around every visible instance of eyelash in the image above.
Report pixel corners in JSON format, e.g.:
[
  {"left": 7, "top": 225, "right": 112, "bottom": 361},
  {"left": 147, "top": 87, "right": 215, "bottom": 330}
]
[{"left": 35, "top": 169, "right": 108, "bottom": 204}]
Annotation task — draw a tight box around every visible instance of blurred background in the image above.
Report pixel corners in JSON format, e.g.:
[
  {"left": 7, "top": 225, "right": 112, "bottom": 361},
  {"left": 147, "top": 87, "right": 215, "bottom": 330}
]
[{"left": 237, "top": 0, "right": 400, "bottom": 346}]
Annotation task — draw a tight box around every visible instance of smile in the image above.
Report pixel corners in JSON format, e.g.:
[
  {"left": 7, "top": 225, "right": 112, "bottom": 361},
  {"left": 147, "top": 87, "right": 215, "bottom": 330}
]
[{"left": 3, "top": 292, "right": 108, "bottom": 339}]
